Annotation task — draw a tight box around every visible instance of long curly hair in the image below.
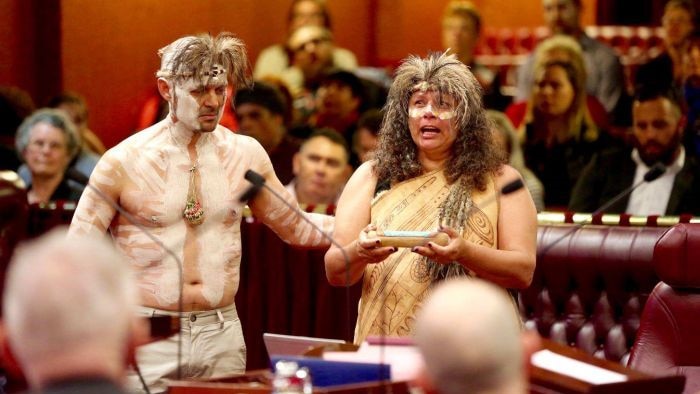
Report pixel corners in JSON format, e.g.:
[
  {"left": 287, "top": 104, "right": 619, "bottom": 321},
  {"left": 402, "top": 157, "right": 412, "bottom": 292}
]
[
  {"left": 374, "top": 51, "right": 503, "bottom": 230},
  {"left": 156, "top": 32, "right": 252, "bottom": 90},
  {"left": 373, "top": 52, "right": 504, "bottom": 281}
]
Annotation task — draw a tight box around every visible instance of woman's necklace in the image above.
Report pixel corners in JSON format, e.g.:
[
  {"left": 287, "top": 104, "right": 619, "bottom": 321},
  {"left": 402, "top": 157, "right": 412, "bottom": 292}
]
[{"left": 168, "top": 127, "right": 205, "bottom": 226}]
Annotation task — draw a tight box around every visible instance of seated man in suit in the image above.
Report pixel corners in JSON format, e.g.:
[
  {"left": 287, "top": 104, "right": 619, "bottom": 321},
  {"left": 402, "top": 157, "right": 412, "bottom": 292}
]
[
  {"left": 413, "top": 278, "right": 540, "bottom": 394},
  {"left": 569, "top": 88, "right": 700, "bottom": 215},
  {"left": 2, "top": 228, "right": 145, "bottom": 394}
]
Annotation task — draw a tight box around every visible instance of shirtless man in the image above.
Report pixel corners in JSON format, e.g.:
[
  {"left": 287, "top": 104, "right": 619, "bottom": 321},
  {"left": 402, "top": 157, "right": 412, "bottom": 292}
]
[{"left": 68, "top": 32, "right": 333, "bottom": 393}]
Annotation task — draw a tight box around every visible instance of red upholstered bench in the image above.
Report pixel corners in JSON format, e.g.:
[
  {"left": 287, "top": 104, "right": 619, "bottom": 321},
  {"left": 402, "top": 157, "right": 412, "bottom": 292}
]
[{"left": 519, "top": 224, "right": 669, "bottom": 364}]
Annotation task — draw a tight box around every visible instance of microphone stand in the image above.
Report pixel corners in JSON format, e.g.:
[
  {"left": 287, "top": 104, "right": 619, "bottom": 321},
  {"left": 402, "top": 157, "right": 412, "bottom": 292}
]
[
  {"left": 537, "top": 162, "right": 667, "bottom": 261},
  {"left": 241, "top": 171, "right": 354, "bottom": 342},
  {"left": 69, "top": 172, "right": 185, "bottom": 385}
]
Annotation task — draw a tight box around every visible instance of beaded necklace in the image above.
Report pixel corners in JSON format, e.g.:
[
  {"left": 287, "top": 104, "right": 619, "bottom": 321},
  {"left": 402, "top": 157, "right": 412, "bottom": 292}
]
[{"left": 168, "top": 126, "right": 205, "bottom": 226}]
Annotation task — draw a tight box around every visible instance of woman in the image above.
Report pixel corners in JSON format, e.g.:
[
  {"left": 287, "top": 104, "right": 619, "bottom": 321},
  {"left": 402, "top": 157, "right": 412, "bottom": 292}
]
[
  {"left": 518, "top": 58, "right": 606, "bottom": 208},
  {"left": 324, "top": 52, "right": 536, "bottom": 344},
  {"left": 16, "top": 109, "right": 82, "bottom": 204}
]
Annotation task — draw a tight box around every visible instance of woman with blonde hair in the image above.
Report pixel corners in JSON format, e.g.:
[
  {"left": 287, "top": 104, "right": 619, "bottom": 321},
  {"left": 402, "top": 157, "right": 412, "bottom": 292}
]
[{"left": 506, "top": 35, "right": 614, "bottom": 208}]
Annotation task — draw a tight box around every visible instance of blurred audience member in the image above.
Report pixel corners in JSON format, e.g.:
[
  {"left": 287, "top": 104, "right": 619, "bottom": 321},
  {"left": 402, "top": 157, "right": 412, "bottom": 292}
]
[
  {"left": 682, "top": 29, "right": 700, "bottom": 156},
  {"left": 525, "top": 59, "right": 598, "bottom": 205},
  {"left": 286, "top": 129, "right": 351, "bottom": 205},
  {"left": 570, "top": 88, "right": 700, "bottom": 216},
  {"left": 441, "top": 1, "right": 510, "bottom": 110},
  {"left": 516, "top": 0, "right": 625, "bottom": 120},
  {"left": 507, "top": 35, "right": 608, "bottom": 131},
  {"left": 353, "top": 109, "right": 383, "bottom": 163},
  {"left": 636, "top": 0, "right": 696, "bottom": 94},
  {"left": 19, "top": 94, "right": 103, "bottom": 187},
  {"left": 254, "top": 0, "right": 357, "bottom": 91},
  {"left": 0, "top": 86, "right": 35, "bottom": 171},
  {"left": 15, "top": 109, "right": 83, "bottom": 204},
  {"left": 3, "top": 228, "right": 144, "bottom": 394},
  {"left": 487, "top": 110, "right": 545, "bottom": 212},
  {"left": 235, "top": 82, "right": 300, "bottom": 184},
  {"left": 48, "top": 91, "right": 106, "bottom": 155},
  {"left": 311, "top": 70, "right": 366, "bottom": 142},
  {"left": 413, "top": 278, "right": 540, "bottom": 394},
  {"left": 278, "top": 25, "right": 353, "bottom": 112},
  {"left": 512, "top": 56, "right": 611, "bottom": 208}
]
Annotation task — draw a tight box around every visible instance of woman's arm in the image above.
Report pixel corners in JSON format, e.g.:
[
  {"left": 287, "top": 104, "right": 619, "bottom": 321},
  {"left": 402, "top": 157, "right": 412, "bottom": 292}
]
[
  {"left": 324, "top": 162, "right": 397, "bottom": 286},
  {"left": 412, "top": 165, "right": 537, "bottom": 289}
]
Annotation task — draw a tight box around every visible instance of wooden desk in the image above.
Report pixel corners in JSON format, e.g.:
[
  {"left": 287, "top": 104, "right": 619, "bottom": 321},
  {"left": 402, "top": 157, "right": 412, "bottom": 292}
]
[
  {"left": 167, "top": 339, "right": 685, "bottom": 394},
  {"left": 530, "top": 340, "right": 685, "bottom": 393},
  {"left": 167, "top": 370, "right": 410, "bottom": 394}
]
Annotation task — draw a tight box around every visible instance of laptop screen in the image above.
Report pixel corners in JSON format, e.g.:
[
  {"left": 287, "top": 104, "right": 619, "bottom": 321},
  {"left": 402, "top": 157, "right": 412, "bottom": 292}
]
[{"left": 263, "top": 333, "right": 346, "bottom": 357}]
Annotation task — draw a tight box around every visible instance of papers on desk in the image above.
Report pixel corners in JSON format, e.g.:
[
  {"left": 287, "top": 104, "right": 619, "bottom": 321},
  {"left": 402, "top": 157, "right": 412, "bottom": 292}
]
[
  {"left": 531, "top": 349, "right": 628, "bottom": 385},
  {"left": 322, "top": 341, "right": 424, "bottom": 382}
]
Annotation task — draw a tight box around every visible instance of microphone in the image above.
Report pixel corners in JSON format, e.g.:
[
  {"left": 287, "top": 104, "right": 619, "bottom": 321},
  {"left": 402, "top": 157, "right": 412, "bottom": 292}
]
[
  {"left": 240, "top": 169, "right": 354, "bottom": 341},
  {"left": 537, "top": 162, "right": 667, "bottom": 258},
  {"left": 238, "top": 170, "right": 265, "bottom": 203},
  {"left": 66, "top": 168, "right": 185, "bottom": 384}
]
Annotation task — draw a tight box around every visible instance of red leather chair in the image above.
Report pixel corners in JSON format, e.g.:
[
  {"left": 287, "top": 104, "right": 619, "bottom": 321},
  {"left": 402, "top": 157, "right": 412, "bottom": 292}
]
[
  {"left": 519, "top": 224, "right": 667, "bottom": 363},
  {"left": 628, "top": 223, "right": 700, "bottom": 394}
]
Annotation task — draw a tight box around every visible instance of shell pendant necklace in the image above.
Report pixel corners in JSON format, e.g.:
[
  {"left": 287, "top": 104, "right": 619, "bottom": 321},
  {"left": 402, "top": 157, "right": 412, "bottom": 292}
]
[{"left": 169, "top": 126, "right": 205, "bottom": 226}]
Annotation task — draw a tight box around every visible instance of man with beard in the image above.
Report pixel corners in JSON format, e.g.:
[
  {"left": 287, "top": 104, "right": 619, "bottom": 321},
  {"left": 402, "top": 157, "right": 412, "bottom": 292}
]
[
  {"left": 569, "top": 88, "right": 700, "bottom": 215},
  {"left": 68, "top": 32, "right": 333, "bottom": 393}
]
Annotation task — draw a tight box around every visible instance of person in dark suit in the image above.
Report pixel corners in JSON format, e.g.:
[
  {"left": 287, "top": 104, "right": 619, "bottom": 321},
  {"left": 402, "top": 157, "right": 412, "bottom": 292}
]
[
  {"left": 569, "top": 88, "right": 700, "bottom": 216},
  {"left": 2, "top": 229, "right": 146, "bottom": 394}
]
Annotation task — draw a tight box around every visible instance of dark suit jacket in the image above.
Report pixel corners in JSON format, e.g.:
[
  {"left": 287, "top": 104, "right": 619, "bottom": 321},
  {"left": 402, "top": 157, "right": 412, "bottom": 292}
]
[{"left": 569, "top": 147, "right": 700, "bottom": 216}]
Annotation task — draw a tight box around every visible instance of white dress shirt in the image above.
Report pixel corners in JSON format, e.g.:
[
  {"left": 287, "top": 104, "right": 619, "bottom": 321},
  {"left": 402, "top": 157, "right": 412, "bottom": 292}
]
[{"left": 626, "top": 147, "right": 685, "bottom": 216}]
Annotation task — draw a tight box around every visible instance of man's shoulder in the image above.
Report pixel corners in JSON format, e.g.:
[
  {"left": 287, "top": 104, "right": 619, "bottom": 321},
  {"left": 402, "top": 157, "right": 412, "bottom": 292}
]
[{"left": 212, "top": 126, "right": 264, "bottom": 150}]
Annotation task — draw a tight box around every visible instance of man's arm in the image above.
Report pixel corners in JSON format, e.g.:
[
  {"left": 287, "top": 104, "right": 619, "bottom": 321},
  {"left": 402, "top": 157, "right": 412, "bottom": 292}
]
[
  {"left": 247, "top": 143, "right": 333, "bottom": 249},
  {"left": 67, "top": 153, "right": 122, "bottom": 238}
]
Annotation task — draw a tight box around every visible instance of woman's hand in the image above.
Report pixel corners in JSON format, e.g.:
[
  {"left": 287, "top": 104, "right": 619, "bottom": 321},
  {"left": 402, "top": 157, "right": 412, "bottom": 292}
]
[
  {"left": 411, "top": 226, "right": 469, "bottom": 265},
  {"left": 356, "top": 224, "right": 398, "bottom": 264}
]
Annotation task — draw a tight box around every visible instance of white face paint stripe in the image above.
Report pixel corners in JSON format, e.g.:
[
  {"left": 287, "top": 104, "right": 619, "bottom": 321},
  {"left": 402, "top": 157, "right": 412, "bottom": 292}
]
[{"left": 408, "top": 103, "right": 456, "bottom": 120}]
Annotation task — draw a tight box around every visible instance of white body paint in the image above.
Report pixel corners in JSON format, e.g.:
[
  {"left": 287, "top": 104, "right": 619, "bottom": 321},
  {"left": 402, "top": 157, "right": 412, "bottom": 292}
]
[{"left": 68, "top": 118, "right": 332, "bottom": 311}]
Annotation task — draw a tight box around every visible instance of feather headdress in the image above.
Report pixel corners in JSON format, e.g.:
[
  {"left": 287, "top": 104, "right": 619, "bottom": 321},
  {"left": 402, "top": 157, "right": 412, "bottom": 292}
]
[{"left": 156, "top": 32, "right": 252, "bottom": 89}]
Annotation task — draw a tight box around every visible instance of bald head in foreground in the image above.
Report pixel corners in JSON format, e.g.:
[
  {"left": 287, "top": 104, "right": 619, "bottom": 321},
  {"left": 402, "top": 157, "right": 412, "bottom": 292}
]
[
  {"left": 3, "top": 228, "right": 142, "bottom": 393},
  {"left": 414, "top": 278, "right": 539, "bottom": 394}
]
